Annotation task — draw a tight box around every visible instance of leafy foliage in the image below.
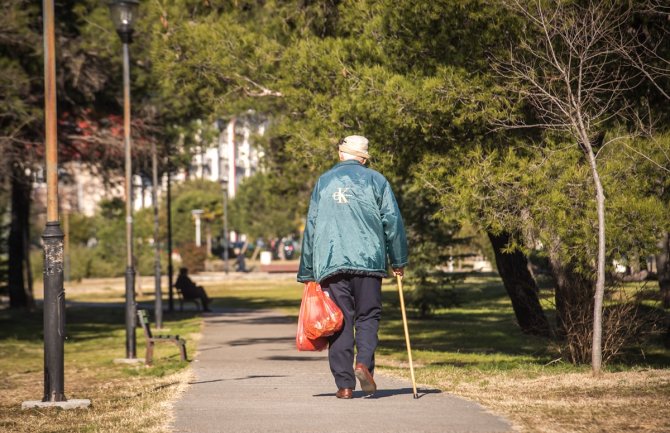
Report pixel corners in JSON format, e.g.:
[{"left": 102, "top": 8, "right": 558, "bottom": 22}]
[
  {"left": 143, "top": 1, "right": 669, "bottom": 336},
  {"left": 3, "top": 0, "right": 668, "bottom": 352},
  {"left": 168, "top": 179, "right": 224, "bottom": 249},
  {"left": 230, "top": 173, "right": 301, "bottom": 241}
]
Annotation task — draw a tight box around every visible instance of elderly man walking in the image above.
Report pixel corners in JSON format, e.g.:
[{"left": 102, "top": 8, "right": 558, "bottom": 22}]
[{"left": 298, "top": 135, "right": 408, "bottom": 399}]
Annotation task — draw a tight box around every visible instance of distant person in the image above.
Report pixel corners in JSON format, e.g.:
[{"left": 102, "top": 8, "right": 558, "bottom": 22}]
[
  {"left": 283, "top": 237, "right": 296, "bottom": 260},
  {"left": 175, "top": 267, "right": 212, "bottom": 312},
  {"left": 297, "top": 135, "right": 408, "bottom": 399},
  {"left": 278, "top": 238, "right": 286, "bottom": 260},
  {"left": 235, "top": 242, "right": 248, "bottom": 272}
]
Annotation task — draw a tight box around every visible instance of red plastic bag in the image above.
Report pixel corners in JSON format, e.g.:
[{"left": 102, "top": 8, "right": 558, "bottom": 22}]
[
  {"left": 296, "top": 282, "right": 343, "bottom": 351},
  {"left": 302, "top": 282, "right": 344, "bottom": 339},
  {"left": 296, "top": 283, "right": 328, "bottom": 351},
  {"left": 296, "top": 316, "right": 328, "bottom": 351}
]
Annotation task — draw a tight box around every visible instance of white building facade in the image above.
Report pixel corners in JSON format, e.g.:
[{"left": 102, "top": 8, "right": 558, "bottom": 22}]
[
  {"left": 33, "top": 112, "right": 266, "bottom": 217},
  {"left": 189, "top": 113, "right": 266, "bottom": 199}
]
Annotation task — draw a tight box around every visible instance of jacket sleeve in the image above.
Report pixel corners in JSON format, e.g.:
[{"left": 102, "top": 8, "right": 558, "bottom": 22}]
[
  {"left": 297, "top": 180, "right": 320, "bottom": 282},
  {"left": 380, "top": 181, "right": 409, "bottom": 268}
]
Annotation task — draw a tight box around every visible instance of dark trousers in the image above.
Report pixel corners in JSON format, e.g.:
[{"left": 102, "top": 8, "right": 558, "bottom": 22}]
[{"left": 321, "top": 275, "right": 382, "bottom": 389}]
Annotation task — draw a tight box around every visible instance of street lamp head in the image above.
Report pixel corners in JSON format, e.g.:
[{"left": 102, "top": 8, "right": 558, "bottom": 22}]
[{"left": 108, "top": 0, "right": 139, "bottom": 44}]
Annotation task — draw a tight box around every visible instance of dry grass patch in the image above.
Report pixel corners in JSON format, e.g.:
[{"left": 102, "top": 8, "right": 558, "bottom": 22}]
[
  {"left": 371, "top": 275, "right": 669, "bottom": 433},
  {"left": 379, "top": 365, "right": 670, "bottom": 433},
  {"left": 0, "top": 301, "right": 201, "bottom": 433},
  {"left": 1, "top": 368, "right": 192, "bottom": 433}
]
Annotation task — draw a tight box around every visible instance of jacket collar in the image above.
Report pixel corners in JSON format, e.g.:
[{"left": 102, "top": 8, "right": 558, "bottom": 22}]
[{"left": 334, "top": 160, "right": 364, "bottom": 168}]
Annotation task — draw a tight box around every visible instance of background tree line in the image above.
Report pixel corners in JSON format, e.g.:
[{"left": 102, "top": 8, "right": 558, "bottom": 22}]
[
  {"left": 1, "top": 0, "right": 668, "bottom": 372},
  {"left": 147, "top": 0, "right": 670, "bottom": 371},
  {"left": 0, "top": 0, "right": 209, "bottom": 306}
]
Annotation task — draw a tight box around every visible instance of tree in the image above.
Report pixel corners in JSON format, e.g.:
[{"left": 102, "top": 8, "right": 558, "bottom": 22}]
[
  {"left": 230, "top": 173, "right": 301, "bottom": 242},
  {"left": 0, "top": 0, "right": 207, "bottom": 307},
  {"left": 659, "top": 232, "right": 670, "bottom": 308},
  {"left": 1, "top": 1, "right": 41, "bottom": 309},
  {"left": 493, "top": 0, "right": 670, "bottom": 374},
  {"left": 146, "top": 0, "right": 554, "bottom": 331},
  {"left": 0, "top": 1, "right": 122, "bottom": 306},
  {"left": 488, "top": 231, "right": 550, "bottom": 336},
  {"left": 169, "top": 179, "right": 224, "bottom": 250}
]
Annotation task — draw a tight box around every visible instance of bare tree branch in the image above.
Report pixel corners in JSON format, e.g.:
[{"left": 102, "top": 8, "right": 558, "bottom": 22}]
[{"left": 494, "top": 0, "right": 670, "bottom": 376}]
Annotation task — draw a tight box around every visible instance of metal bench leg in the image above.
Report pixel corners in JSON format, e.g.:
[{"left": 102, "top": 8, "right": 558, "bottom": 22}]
[
  {"left": 145, "top": 341, "right": 154, "bottom": 366},
  {"left": 179, "top": 341, "right": 187, "bottom": 361}
]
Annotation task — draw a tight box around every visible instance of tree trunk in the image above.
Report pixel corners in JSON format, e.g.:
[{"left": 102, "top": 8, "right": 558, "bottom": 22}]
[
  {"left": 548, "top": 247, "right": 594, "bottom": 330},
  {"left": 579, "top": 131, "right": 606, "bottom": 375},
  {"left": 488, "top": 231, "right": 551, "bottom": 337},
  {"left": 8, "top": 170, "right": 34, "bottom": 309},
  {"left": 657, "top": 232, "right": 670, "bottom": 309},
  {"left": 548, "top": 249, "right": 594, "bottom": 364}
]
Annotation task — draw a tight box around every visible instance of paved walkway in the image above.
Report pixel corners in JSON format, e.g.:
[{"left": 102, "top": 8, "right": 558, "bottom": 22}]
[{"left": 172, "top": 309, "right": 515, "bottom": 433}]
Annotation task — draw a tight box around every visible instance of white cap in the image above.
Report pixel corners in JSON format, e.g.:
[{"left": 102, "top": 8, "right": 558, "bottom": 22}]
[{"left": 339, "top": 135, "right": 370, "bottom": 159}]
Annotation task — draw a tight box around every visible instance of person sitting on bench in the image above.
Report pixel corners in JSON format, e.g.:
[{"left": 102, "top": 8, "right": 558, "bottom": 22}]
[{"left": 175, "top": 267, "right": 212, "bottom": 312}]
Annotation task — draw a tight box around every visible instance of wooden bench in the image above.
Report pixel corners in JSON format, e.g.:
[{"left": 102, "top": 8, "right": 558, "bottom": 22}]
[
  {"left": 175, "top": 285, "right": 202, "bottom": 312},
  {"left": 137, "top": 309, "right": 187, "bottom": 366}
]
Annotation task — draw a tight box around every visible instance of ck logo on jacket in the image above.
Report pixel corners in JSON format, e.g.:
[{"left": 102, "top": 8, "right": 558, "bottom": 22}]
[{"left": 332, "top": 187, "right": 352, "bottom": 204}]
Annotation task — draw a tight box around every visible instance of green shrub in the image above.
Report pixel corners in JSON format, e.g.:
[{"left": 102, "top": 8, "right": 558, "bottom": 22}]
[{"left": 179, "top": 242, "right": 206, "bottom": 273}]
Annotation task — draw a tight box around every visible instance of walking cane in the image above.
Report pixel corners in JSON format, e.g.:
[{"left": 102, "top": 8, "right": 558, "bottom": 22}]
[{"left": 396, "top": 274, "right": 418, "bottom": 399}]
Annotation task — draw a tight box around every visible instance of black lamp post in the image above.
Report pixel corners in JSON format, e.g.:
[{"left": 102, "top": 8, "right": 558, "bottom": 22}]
[
  {"left": 151, "top": 140, "right": 162, "bottom": 329},
  {"left": 109, "top": 0, "right": 139, "bottom": 360},
  {"left": 23, "top": 0, "right": 90, "bottom": 409},
  {"left": 166, "top": 149, "right": 174, "bottom": 312},
  {"left": 108, "top": 0, "right": 139, "bottom": 43},
  {"left": 41, "top": 0, "right": 66, "bottom": 403}
]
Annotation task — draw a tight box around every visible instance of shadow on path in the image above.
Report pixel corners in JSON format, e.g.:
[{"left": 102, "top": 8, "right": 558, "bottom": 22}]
[
  {"left": 228, "top": 336, "right": 294, "bottom": 346},
  {"left": 313, "top": 387, "right": 442, "bottom": 399},
  {"left": 261, "top": 355, "right": 325, "bottom": 362}
]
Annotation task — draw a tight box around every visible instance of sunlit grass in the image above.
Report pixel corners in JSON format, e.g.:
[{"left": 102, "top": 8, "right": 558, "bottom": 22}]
[
  {"left": 0, "top": 302, "right": 200, "bottom": 433},
  {"left": 207, "top": 277, "right": 302, "bottom": 315}
]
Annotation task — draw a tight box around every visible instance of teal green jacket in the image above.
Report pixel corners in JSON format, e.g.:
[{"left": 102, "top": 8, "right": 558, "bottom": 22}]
[{"left": 297, "top": 160, "right": 408, "bottom": 283}]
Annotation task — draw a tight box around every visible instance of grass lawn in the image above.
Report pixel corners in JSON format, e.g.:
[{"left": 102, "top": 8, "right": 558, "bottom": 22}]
[
  {"left": 1, "top": 274, "right": 668, "bottom": 433},
  {"left": 0, "top": 297, "right": 201, "bottom": 433}
]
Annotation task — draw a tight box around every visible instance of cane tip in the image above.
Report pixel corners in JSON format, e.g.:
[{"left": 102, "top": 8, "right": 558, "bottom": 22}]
[{"left": 413, "top": 393, "right": 419, "bottom": 399}]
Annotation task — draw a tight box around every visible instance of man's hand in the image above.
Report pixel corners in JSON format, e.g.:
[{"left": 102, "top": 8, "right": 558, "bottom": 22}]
[{"left": 392, "top": 268, "right": 404, "bottom": 277}]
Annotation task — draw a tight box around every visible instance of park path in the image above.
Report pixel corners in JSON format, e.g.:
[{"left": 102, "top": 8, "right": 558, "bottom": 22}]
[{"left": 172, "top": 309, "right": 515, "bottom": 433}]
